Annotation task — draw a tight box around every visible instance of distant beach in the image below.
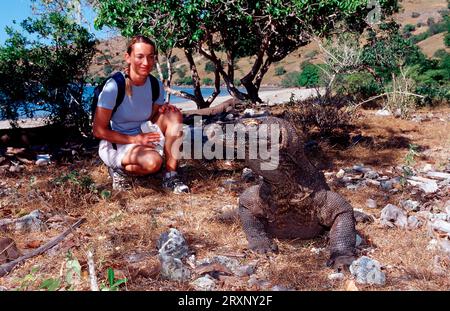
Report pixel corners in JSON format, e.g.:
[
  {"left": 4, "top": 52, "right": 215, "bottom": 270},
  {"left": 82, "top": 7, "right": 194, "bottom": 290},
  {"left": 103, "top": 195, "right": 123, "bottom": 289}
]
[{"left": 0, "top": 87, "right": 323, "bottom": 129}]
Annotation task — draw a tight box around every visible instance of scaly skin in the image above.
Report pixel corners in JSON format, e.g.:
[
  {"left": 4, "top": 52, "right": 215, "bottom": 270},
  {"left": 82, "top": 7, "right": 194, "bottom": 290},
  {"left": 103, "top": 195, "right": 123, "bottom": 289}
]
[{"left": 237, "top": 117, "right": 357, "bottom": 268}]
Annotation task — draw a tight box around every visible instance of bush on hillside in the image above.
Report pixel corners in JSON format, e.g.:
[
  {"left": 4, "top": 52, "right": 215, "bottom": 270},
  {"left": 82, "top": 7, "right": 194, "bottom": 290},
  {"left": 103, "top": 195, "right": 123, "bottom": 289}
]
[{"left": 275, "top": 66, "right": 286, "bottom": 76}]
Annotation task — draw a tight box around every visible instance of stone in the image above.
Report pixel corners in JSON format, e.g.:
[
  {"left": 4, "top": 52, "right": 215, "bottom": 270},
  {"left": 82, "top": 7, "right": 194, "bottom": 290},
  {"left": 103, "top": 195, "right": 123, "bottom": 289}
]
[
  {"left": 271, "top": 285, "right": 294, "bottom": 291},
  {"left": 241, "top": 168, "right": 255, "bottom": 181},
  {"left": 349, "top": 256, "right": 386, "bottom": 286},
  {"left": 310, "top": 247, "right": 324, "bottom": 255},
  {"left": 407, "top": 177, "right": 438, "bottom": 194},
  {"left": 445, "top": 201, "right": 450, "bottom": 216},
  {"left": 190, "top": 275, "right": 216, "bottom": 291},
  {"left": 429, "top": 220, "right": 450, "bottom": 235},
  {"left": 421, "top": 164, "right": 434, "bottom": 173},
  {"left": 216, "top": 205, "right": 239, "bottom": 222},
  {"left": 426, "top": 171, "right": 450, "bottom": 181},
  {"left": 243, "top": 108, "right": 256, "bottom": 117},
  {"left": 9, "top": 165, "right": 23, "bottom": 173},
  {"left": 356, "top": 234, "right": 363, "bottom": 247},
  {"left": 159, "top": 255, "right": 191, "bottom": 282},
  {"left": 35, "top": 158, "right": 49, "bottom": 166},
  {"left": 437, "top": 239, "right": 450, "bottom": 255},
  {"left": 196, "top": 256, "right": 252, "bottom": 277},
  {"left": 157, "top": 228, "right": 190, "bottom": 259},
  {"left": 366, "top": 199, "right": 377, "bottom": 209},
  {"left": 328, "top": 272, "right": 344, "bottom": 281},
  {"left": 380, "top": 204, "right": 408, "bottom": 229},
  {"left": 407, "top": 216, "right": 422, "bottom": 229},
  {"left": 225, "top": 113, "right": 235, "bottom": 121},
  {"left": 352, "top": 165, "right": 371, "bottom": 173},
  {"left": 14, "top": 210, "right": 46, "bottom": 233},
  {"left": 364, "top": 171, "right": 380, "bottom": 180},
  {"left": 375, "top": 109, "right": 392, "bottom": 116},
  {"left": 400, "top": 200, "right": 420, "bottom": 212},
  {"left": 336, "top": 169, "right": 345, "bottom": 178}
]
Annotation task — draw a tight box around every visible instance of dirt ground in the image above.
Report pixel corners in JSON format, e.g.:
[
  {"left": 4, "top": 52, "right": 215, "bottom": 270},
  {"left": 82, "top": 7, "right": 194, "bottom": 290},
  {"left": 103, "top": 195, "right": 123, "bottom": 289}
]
[{"left": 0, "top": 106, "right": 449, "bottom": 291}]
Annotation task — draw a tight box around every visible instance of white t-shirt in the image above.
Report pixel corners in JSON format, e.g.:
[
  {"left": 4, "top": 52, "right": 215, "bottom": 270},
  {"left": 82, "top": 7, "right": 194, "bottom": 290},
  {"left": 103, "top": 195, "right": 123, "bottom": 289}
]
[{"left": 98, "top": 73, "right": 165, "bottom": 135}]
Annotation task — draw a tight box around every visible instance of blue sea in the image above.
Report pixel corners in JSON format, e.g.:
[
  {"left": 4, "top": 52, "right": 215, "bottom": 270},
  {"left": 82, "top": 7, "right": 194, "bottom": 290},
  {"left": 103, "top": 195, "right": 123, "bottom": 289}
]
[{"left": 5, "top": 86, "right": 245, "bottom": 120}]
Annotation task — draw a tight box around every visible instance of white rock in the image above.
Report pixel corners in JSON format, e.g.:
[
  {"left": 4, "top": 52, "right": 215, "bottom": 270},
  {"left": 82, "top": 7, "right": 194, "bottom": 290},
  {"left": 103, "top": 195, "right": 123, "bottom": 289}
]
[
  {"left": 400, "top": 200, "right": 420, "bottom": 212},
  {"left": 407, "top": 216, "right": 422, "bottom": 229},
  {"left": 445, "top": 201, "right": 450, "bottom": 216},
  {"left": 421, "top": 164, "right": 434, "bottom": 173},
  {"left": 430, "top": 220, "right": 450, "bottom": 235},
  {"left": 380, "top": 204, "right": 408, "bottom": 229},
  {"left": 310, "top": 247, "right": 324, "bottom": 255},
  {"left": 328, "top": 273, "right": 344, "bottom": 281},
  {"left": 375, "top": 109, "right": 392, "bottom": 116},
  {"left": 407, "top": 177, "right": 438, "bottom": 193},
  {"left": 366, "top": 199, "right": 377, "bottom": 209},
  {"left": 35, "top": 158, "right": 50, "bottom": 166},
  {"left": 427, "top": 239, "right": 439, "bottom": 251},
  {"left": 159, "top": 255, "right": 191, "bottom": 281},
  {"left": 157, "top": 228, "right": 189, "bottom": 259},
  {"left": 336, "top": 169, "right": 345, "bottom": 178},
  {"left": 356, "top": 234, "right": 363, "bottom": 247},
  {"left": 243, "top": 108, "right": 256, "bottom": 116},
  {"left": 350, "top": 256, "right": 386, "bottom": 286},
  {"left": 190, "top": 275, "right": 216, "bottom": 291},
  {"left": 426, "top": 171, "right": 450, "bottom": 181}
]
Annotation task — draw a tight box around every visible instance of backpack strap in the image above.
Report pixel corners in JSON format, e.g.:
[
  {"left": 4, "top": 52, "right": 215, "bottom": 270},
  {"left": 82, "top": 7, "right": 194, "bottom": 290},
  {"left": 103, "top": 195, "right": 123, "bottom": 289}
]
[
  {"left": 110, "top": 72, "right": 126, "bottom": 117},
  {"left": 148, "top": 74, "right": 160, "bottom": 103}
]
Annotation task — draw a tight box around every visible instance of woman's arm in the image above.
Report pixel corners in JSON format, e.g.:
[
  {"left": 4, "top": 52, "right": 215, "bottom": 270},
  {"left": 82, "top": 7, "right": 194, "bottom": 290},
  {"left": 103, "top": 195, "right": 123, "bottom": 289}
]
[{"left": 92, "top": 107, "right": 160, "bottom": 145}]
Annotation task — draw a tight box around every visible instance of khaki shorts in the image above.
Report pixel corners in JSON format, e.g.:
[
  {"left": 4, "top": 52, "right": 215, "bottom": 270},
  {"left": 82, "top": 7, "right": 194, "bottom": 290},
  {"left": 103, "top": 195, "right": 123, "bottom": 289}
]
[{"left": 98, "top": 140, "right": 164, "bottom": 169}]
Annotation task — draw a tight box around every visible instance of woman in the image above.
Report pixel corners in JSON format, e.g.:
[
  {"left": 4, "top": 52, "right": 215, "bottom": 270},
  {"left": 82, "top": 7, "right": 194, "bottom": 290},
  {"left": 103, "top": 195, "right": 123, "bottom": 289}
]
[{"left": 93, "top": 35, "right": 188, "bottom": 193}]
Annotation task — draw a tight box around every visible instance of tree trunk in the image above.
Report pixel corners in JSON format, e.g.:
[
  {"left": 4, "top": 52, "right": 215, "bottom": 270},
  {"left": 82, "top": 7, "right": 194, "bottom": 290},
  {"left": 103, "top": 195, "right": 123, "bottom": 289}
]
[
  {"left": 184, "top": 50, "right": 208, "bottom": 109},
  {"left": 240, "top": 36, "right": 269, "bottom": 103}
]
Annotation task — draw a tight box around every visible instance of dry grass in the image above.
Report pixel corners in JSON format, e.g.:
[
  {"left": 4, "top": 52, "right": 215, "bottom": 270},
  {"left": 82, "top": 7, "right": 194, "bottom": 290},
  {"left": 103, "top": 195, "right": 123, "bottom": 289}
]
[{"left": 1, "top": 107, "right": 449, "bottom": 291}]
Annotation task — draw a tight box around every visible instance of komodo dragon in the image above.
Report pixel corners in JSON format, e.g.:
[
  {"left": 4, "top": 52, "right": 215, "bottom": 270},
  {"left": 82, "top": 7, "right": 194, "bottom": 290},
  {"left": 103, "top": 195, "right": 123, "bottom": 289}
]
[{"left": 235, "top": 117, "right": 357, "bottom": 268}]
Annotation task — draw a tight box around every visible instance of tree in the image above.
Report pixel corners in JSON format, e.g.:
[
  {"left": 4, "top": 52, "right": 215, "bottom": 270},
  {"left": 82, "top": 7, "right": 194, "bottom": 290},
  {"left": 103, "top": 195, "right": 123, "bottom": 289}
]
[
  {"left": 94, "top": 0, "right": 399, "bottom": 108},
  {"left": 0, "top": 12, "right": 96, "bottom": 130}
]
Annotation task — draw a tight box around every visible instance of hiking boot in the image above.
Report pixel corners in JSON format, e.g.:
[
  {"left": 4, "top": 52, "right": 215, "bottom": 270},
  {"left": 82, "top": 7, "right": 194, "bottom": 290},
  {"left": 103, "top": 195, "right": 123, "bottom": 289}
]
[
  {"left": 108, "top": 167, "right": 132, "bottom": 191},
  {"left": 162, "top": 174, "right": 189, "bottom": 194}
]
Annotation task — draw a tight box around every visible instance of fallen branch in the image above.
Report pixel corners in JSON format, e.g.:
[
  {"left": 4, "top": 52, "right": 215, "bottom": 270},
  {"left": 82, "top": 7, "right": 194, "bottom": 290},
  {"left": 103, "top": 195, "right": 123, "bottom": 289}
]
[
  {"left": 357, "top": 91, "right": 425, "bottom": 107},
  {"left": 86, "top": 250, "right": 99, "bottom": 291},
  {"left": 182, "top": 98, "right": 241, "bottom": 116},
  {"left": 0, "top": 218, "right": 86, "bottom": 278}
]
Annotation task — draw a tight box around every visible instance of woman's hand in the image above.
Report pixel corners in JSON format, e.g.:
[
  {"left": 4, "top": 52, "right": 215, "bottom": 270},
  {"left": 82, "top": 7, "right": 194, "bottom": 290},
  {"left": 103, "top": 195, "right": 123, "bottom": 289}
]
[
  {"left": 158, "top": 103, "right": 180, "bottom": 114},
  {"left": 133, "top": 132, "right": 161, "bottom": 146}
]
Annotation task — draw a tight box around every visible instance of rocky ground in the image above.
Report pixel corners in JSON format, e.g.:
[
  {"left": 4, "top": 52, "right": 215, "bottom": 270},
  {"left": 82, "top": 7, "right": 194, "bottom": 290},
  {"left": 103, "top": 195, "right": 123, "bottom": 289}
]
[{"left": 0, "top": 105, "right": 449, "bottom": 291}]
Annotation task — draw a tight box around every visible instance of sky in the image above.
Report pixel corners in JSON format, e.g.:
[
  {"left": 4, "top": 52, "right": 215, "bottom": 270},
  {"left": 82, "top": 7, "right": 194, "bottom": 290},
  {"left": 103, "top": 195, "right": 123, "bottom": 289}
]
[{"left": 0, "top": 0, "right": 114, "bottom": 44}]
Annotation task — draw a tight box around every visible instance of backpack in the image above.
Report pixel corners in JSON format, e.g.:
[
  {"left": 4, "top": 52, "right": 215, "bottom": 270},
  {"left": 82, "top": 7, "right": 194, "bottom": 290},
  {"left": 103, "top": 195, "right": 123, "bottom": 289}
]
[{"left": 91, "top": 72, "right": 160, "bottom": 123}]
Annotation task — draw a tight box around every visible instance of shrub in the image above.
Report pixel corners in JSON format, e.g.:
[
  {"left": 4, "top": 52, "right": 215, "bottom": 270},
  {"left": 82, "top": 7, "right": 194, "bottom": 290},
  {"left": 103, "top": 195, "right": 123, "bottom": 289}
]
[
  {"left": 305, "top": 50, "right": 319, "bottom": 59},
  {"left": 298, "top": 63, "right": 321, "bottom": 87},
  {"left": 403, "top": 24, "right": 416, "bottom": 33},
  {"left": 175, "top": 76, "right": 193, "bottom": 85},
  {"left": 204, "top": 61, "right": 216, "bottom": 73},
  {"left": 281, "top": 71, "right": 301, "bottom": 87},
  {"left": 202, "top": 77, "right": 213, "bottom": 85},
  {"left": 433, "top": 49, "right": 448, "bottom": 59},
  {"left": 175, "top": 65, "right": 187, "bottom": 78},
  {"left": 275, "top": 66, "right": 286, "bottom": 76},
  {"left": 445, "top": 32, "right": 450, "bottom": 47},
  {"left": 337, "top": 72, "right": 381, "bottom": 99}
]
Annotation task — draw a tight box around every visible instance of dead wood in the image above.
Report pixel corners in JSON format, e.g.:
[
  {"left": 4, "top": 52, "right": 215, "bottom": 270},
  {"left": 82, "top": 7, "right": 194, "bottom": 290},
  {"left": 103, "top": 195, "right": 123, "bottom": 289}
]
[{"left": 0, "top": 218, "right": 86, "bottom": 277}]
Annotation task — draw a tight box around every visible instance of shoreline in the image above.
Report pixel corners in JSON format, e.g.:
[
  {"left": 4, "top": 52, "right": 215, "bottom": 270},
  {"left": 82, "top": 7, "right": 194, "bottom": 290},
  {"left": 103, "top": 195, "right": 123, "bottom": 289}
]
[{"left": 0, "top": 87, "right": 323, "bottom": 130}]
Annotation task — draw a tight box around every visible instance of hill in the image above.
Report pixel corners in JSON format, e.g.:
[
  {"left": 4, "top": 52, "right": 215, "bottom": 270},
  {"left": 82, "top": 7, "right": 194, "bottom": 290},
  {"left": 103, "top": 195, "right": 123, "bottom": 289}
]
[{"left": 88, "top": 0, "right": 449, "bottom": 88}]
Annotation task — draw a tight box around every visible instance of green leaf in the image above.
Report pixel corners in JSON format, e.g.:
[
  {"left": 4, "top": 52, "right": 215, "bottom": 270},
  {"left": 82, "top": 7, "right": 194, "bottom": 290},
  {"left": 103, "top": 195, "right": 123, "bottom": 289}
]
[
  {"left": 39, "top": 278, "right": 61, "bottom": 291},
  {"left": 107, "top": 268, "right": 115, "bottom": 287}
]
